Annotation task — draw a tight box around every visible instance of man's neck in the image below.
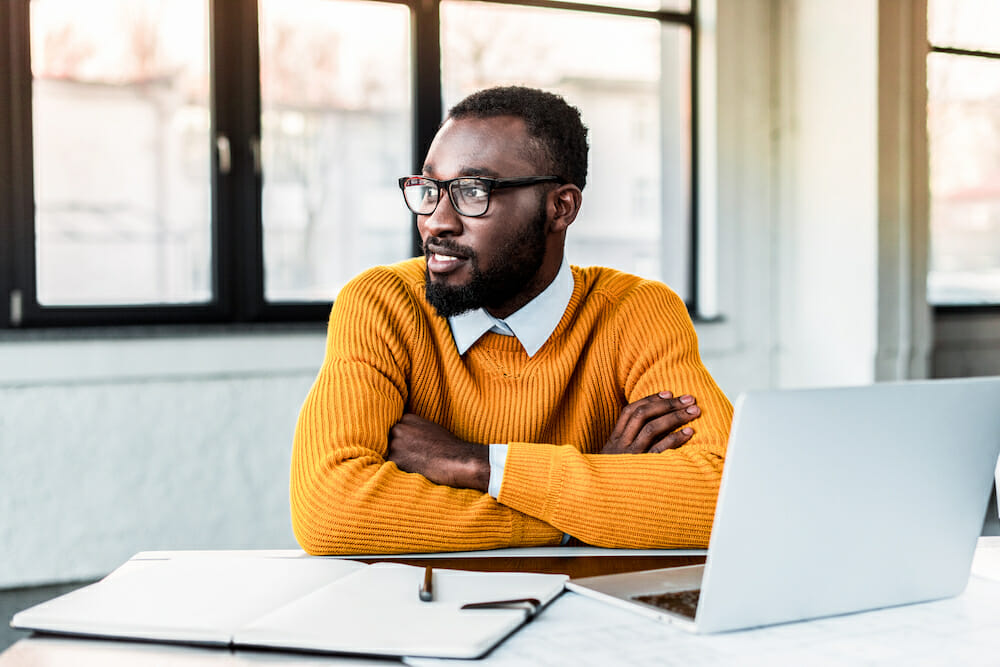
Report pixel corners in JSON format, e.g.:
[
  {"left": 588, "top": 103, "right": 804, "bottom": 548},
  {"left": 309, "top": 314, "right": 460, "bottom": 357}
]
[
  {"left": 448, "top": 258, "right": 573, "bottom": 358},
  {"left": 485, "top": 252, "right": 564, "bottom": 320}
]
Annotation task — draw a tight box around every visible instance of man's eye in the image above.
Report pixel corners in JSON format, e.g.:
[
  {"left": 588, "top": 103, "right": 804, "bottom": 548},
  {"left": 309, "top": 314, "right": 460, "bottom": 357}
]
[{"left": 457, "top": 182, "right": 489, "bottom": 199}]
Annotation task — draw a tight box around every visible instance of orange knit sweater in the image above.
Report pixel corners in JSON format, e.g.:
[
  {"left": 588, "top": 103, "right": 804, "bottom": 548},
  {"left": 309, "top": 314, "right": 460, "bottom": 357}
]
[{"left": 291, "top": 258, "right": 733, "bottom": 554}]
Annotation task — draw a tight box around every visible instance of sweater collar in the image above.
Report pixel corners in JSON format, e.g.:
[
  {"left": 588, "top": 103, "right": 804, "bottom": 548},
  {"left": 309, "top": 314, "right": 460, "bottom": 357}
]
[{"left": 448, "top": 258, "right": 573, "bottom": 358}]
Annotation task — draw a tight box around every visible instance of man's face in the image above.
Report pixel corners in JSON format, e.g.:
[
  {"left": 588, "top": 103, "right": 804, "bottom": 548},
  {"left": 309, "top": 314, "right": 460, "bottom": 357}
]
[{"left": 417, "top": 116, "right": 558, "bottom": 319}]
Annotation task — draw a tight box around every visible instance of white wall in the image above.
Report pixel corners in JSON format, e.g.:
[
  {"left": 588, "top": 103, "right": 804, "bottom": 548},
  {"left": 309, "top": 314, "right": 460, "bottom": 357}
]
[
  {"left": 876, "top": 0, "right": 933, "bottom": 381},
  {"left": 773, "top": 0, "right": 880, "bottom": 388},
  {"left": 701, "top": 0, "right": 931, "bottom": 393},
  {"left": 0, "top": 333, "right": 324, "bottom": 588},
  {"left": 0, "top": 0, "right": 937, "bottom": 590},
  {"left": 689, "top": 0, "right": 778, "bottom": 395}
]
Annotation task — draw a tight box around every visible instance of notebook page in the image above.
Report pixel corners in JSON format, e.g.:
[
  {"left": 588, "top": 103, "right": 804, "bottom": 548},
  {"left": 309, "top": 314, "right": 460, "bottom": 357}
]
[
  {"left": 236, "top": 562, "right": 567, "bottom": 659},
  {"left": 12, "top": 554, "right": 366, "bottom": 644}
]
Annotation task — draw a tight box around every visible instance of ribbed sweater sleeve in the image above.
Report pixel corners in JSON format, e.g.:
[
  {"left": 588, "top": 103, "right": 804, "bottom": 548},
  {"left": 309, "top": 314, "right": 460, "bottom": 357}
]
[
  {"left": 290, "top": 264, "right": 562, "bottom": 555},
  {"left": 497, "top": 279, "right": 732, "bottom": 548}
]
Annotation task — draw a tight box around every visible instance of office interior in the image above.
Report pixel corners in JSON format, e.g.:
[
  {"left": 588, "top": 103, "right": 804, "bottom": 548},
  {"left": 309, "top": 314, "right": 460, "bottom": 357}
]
[{"left": 2, "top": 0, "right": 999, "bottom": 653}]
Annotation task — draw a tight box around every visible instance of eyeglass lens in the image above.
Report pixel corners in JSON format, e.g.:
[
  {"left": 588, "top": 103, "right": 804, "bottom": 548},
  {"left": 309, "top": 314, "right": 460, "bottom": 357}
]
[{"left": 402, "top": 178, "right": 490, "bottom": 217}]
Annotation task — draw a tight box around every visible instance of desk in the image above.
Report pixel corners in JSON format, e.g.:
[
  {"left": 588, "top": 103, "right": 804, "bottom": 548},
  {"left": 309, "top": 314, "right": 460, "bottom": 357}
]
[{"left": 3, "top": 542, "right": 999, "bottom": 667}]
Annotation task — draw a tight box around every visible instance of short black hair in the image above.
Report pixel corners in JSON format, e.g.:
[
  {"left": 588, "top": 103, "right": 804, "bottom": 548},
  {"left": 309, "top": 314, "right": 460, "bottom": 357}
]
[{"left": 447, "top": 86, "right": 589, "bottom": 190}]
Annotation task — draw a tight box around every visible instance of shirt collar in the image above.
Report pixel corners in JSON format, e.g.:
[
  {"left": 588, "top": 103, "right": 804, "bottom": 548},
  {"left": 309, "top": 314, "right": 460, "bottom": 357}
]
[{"left": 448, "top": 258, "right": 574, "bottom": 357}]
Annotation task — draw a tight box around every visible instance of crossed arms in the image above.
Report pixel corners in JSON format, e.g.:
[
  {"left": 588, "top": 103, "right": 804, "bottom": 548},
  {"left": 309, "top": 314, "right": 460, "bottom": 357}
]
[{"left": 388, "top": 391, "right": 705, "bottom": 492}]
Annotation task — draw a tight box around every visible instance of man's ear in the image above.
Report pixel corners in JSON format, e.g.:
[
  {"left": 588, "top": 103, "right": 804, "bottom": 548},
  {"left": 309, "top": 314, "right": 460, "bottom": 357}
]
[{"left": 549, "top": 184, "right": 582, "bottom": 233}]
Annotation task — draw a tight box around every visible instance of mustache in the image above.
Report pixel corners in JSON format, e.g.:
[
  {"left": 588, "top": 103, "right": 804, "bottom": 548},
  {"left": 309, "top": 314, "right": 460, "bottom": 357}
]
[{"left": 423, "top": 237, "right": 476, "bottom": 260}]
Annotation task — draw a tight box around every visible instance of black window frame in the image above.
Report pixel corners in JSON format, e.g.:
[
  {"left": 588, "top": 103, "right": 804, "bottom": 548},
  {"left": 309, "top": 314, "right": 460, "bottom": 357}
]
[{"left": 0, "top": 0, "right": 699, "bottom": 329}]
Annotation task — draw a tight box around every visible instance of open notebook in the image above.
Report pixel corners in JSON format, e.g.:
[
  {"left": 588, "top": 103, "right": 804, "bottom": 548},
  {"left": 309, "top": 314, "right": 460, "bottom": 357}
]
[{"left": 11, "top": 550, "right": 567, "bottom": 659}]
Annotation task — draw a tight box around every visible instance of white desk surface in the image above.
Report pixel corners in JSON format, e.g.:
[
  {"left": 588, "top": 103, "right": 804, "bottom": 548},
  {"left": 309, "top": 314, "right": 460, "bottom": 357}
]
[
  {"left": 4, "top": 538, "right": 1000, "bottom": 667},
  {"left": 411, "top": 538, "right": 1000, "bottom": 667}
]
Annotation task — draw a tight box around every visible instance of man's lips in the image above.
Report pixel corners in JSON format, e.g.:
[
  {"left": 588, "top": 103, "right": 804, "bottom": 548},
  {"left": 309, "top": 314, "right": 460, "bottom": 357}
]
[
  {"left": 425, "top": 242, "right": 471, "bottom": 275},
  {"left": 426, "top": 251, "right": 468, "bottom": 274}
]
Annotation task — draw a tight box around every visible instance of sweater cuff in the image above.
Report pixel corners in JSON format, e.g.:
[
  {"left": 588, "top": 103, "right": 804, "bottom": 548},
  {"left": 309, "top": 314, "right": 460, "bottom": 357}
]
[{"left": 496, "top": 442, "right": 563, "bottom": 522}]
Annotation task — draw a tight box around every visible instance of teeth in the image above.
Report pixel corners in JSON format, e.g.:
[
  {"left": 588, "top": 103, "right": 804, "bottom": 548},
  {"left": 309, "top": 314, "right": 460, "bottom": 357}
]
[{"left": 433, "top": 253, "right": 458, "bottom": 262}]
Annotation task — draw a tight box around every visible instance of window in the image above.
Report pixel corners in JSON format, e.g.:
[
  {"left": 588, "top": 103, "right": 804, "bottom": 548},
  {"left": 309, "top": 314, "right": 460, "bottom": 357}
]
[
  {"left": 927, "top": 0, "right": 1000, "bottom": 306},
  {"left": 258, "top": 0, "right": 412, "bottom": 302},
  {"left": 29, "top": 0, "right": 212, "bottom": 307},
  {"left": 0, "top": 0, "right": 698, "bottom": 328}
]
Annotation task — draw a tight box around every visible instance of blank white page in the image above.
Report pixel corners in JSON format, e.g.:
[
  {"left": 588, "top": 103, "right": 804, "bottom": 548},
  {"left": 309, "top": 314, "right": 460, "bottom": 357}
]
[{"left": 12, "top": 553, "right": 366, "bottom": 644}]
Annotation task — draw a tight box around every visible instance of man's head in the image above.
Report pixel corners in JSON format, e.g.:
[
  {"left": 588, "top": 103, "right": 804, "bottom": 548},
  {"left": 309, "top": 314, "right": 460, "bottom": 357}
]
[
  {"left": 409, "top": 87, "right": 588, "bottom": 320},
  {"left": 447, "top": 86, "right": 589, "bottom": 191}
]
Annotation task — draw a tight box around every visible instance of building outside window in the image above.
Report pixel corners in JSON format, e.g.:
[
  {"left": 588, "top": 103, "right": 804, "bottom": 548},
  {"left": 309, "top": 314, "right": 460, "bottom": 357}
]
[{"left": 927, "top": 0, "right": 1000, "bottom": 306}]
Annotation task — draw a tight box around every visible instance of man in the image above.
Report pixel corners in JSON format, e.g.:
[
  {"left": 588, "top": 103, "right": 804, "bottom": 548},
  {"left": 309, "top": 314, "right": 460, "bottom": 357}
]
[{"left": 291, "top": 86, "right": 733, "bottom": 554}]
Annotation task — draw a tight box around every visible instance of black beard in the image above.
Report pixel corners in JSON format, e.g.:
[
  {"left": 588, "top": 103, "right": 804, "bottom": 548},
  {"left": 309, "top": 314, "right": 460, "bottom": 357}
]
[{"left": 424, "top": 204, "right": 548, "bottom": 318}]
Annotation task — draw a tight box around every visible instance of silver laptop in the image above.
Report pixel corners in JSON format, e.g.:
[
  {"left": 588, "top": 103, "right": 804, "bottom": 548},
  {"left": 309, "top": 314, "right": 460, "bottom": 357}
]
[{"left": 567, "top": 377, "right": 1000, "bottom": 633}]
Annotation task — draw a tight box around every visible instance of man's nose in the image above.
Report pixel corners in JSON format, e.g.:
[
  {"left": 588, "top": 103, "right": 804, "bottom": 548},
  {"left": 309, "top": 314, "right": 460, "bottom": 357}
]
[{"left": 420, "top": 189, "right": 463, "bottom": 237}]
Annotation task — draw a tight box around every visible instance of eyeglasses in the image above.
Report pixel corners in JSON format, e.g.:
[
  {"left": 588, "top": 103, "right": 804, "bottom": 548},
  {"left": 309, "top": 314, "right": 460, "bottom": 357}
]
[{"left": 398, "top": 175, "right": 565, "bottom": 218}]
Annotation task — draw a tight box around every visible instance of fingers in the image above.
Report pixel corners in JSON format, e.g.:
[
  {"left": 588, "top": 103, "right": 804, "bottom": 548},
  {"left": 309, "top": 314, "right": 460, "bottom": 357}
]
[
  {"left": 648, "top": 426, "right": 695, "bottom": 454},
  {"left": 623, "top": 393, "right": 699, "bottom": 438},
  {"left": 629, "top": 403, "right": 698, "bottom": 452},
  {"left": 609, "top": 392, "right": 700, "bottom": 454}
]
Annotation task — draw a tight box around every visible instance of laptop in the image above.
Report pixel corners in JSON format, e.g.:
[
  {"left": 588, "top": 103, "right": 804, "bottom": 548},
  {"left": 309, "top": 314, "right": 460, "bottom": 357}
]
[{"left": 567, "top": 377, "right": 1000, "bottom": 633}]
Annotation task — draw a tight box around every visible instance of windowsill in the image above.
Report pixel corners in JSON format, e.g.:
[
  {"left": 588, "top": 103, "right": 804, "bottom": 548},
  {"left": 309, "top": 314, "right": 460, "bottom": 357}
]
[
  {"left": 0, "top": 320, "right": 327, "bottom": 343},
  {"left": 0, "top": 323, "right": 329, "bottom": 387},
  {"left": 0, "top": 311, "right": 734, "bottom": 388}
]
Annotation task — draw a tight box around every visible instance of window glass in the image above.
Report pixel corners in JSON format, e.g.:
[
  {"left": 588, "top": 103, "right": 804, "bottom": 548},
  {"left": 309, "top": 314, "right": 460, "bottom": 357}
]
[
  {"left": 30, "top": 0, "right": 212, "bottom": 305},
  {"left": 926, "top": 53, "right": 1000, "bottom": 305},
  {"left": 928, "top": 0, "right": 1000, "bottom": 53},
  {"left": 441, "top": 2, "right": 692, "bottom": 297},
  {"left": 258, "top": 0, "right": 412, "bottom": 303}
]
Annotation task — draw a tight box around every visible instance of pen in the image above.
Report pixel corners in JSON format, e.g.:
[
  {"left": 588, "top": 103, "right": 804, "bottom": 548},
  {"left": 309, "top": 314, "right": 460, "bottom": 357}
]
[{"left": 419, "top": 565, "right": 434, "bottom": 602}]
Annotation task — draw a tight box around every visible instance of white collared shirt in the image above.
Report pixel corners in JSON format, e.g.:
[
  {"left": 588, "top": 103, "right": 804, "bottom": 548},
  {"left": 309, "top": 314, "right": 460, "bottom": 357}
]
[
  {"left": 448, "top": 257, "right": 574, "bottom": 358},
  {"left": 445, "top": 258, "right": 574, "bottom": 502}
]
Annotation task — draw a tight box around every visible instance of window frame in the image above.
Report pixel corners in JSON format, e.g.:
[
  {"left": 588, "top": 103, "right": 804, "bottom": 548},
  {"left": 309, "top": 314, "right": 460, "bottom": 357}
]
[{"left": 0, "top": 0, "right": 700, "bottom": 329}]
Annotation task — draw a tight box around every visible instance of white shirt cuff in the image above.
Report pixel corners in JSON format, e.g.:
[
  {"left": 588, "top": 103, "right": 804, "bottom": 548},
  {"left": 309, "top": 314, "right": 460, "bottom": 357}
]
[{"left": 487, "top": 444, "right": 509, "bottom": 499}]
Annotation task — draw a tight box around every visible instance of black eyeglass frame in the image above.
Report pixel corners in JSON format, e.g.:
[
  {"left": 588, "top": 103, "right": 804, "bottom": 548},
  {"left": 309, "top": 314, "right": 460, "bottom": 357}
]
[{"left": 397, "top": 175, "right": 566, "bottom": 218}]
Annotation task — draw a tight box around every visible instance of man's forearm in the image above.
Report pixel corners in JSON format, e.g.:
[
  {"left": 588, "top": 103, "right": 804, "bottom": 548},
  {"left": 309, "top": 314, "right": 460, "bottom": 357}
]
[
  {"left": 386, "top": 413, "right": 491, "bottom": 492},
  {"left": 388, "top": 442, "right": 490, "bottom": 492},
  {"left": 291, "top": 449, "right": 560, "bottom": 554},
  {"left": 496, "top": 441, "right": 726, "bottom": 548}
]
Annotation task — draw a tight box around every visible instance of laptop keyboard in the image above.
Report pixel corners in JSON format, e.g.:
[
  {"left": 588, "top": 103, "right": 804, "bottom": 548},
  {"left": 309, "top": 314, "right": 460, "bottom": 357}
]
[{"left": 631, "top": 589, "right": 701, "bottom": 620}]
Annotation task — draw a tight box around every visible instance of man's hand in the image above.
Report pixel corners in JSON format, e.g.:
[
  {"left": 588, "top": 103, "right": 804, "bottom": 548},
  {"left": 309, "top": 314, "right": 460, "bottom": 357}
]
[
  {"left": 601, "top": 392, "right": 700, "bottom": 454},
  {"left": 387, "top": 414, "right": 490, "bottom": 492}
]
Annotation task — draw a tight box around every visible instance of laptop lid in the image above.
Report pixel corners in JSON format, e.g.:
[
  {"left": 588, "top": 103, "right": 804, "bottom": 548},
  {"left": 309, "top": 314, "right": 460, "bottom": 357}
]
[{"left": 695, "top": 377, "right": 1000, "bottom": 633}]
